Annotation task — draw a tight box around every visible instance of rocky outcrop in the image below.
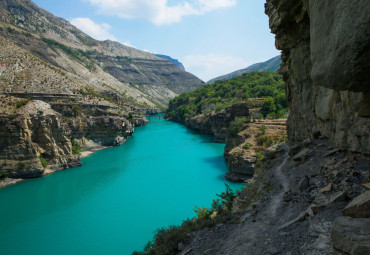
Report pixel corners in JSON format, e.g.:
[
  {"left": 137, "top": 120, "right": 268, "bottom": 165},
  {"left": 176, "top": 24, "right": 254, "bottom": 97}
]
[
  {"left": 225, "top": 119, "right": 286, "bottom": 178},
  {"left": 0, "top": 98, "right": 135, "bottom": 181},
  {"left": 185, "top": 103, "right": 250, "bottom": 142},
  {"left": 0, "top": 100, "right": 79, "bottom": 178},
  {"left": 343, "top": 191, "right": 370, "bottom": 218},
  {"left": 68, "top": 116, "right": 133, "bottom": 147},
  {"left": 331, "top": 217, "right": 370, "bottom": 255},
  {"left": 265, "top": 0, "right": 370, "bottom": 154}
]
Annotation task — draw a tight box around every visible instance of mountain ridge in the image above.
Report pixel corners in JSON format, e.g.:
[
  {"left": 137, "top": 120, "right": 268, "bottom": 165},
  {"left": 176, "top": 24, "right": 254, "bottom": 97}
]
[
  {"left": 208, "top": 55, "right": 281, "bottom": 84},
  {"left": 155, "top": 54, "right": 186, "bottom": 71}
]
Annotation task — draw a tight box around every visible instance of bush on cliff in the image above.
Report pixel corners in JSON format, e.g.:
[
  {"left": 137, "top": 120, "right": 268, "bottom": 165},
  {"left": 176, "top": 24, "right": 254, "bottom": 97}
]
[{"left": 229, "top": 117, "right": 248, "bottom": 136}]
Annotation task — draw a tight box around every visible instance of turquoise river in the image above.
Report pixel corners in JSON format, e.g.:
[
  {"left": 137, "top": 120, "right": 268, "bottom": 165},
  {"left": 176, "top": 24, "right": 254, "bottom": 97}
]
[{"left": 0, "top": 116, "right": 244, "bottom": 255}]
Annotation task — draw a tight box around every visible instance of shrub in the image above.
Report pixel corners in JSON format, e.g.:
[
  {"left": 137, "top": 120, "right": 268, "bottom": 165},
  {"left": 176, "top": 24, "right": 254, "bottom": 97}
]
[
  {"left": 259, "top": 123, "right": 266, "bottom": 135},
  {"left": 72, "top": 105, "right": 81, "bottom": 117},
  {"left": 257, "top": 135, "right": 267, "bottom": 145},
  {"left": 71, "top": 139, "right": 83, "bottom": 155},
  {"left": 39, "top": 155, "right": 48, "bottom": 168},
  {"left": 267, "top": 136, "right": 275, "bottom": 146},
  {"left": 229, "top": 117, "right": 248, "bottom": 136},
  {"left": 243, "top": 142, "right": 252, "bottom": 149},
  {"left": 16, "top": 98, "right": 31, "bottom": 108},
  {"left": 128, "top": 113, "right": 135, "bottom": 124}
]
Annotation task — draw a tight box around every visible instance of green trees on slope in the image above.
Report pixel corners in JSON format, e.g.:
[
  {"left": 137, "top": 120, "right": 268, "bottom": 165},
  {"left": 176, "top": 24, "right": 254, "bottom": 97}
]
[{"left": 166, "top": 71, "right": 288, "bottom": 121}]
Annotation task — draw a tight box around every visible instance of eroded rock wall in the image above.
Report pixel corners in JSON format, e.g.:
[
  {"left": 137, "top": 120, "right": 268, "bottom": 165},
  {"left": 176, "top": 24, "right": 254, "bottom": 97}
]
[{"left": 266, "top": 0, "right": 370, "bottom": 154}]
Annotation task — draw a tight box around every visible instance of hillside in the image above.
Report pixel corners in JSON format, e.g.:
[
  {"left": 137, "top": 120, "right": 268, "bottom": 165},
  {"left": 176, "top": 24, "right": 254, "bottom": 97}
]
[
  {"left": 0, "top": 0, "right": 204, "bottom": 184},
  {"left": 166, "top": 71, "right": 288, "bottom": 123},
  {"left": 166, "top": 71, "right": 288, "bottom": 181},
  {"left": 0, "top": 0, "right": 204, "bottom": 108},
  {"left": 137, "top": 1, "right": 370, "bottom": 254},
  {"left": 155, "top": 54, "right": 186, "bottom": 71},
  {"left": 208, "top": 55, "right": 281, "bottom": 84}
]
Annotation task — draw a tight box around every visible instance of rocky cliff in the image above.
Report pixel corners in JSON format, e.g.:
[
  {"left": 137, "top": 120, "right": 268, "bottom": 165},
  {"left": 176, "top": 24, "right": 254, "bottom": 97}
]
[
  {"left": 136, "top": 1, "right": 370, "bottom": 254},
  {"left": 0, "top": 0, "right": 204, "bottom": 185},
  {"left": 207, "top": 55, "right": 282, "bottom": 84},
  {"left": 265, "top": 0, "right": 370, "bottom": 154}
]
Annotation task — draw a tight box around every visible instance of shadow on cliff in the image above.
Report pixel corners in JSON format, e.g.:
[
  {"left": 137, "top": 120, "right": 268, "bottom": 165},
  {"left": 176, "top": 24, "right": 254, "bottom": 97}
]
[{"left": 201, "top": 156, "right": 230, "bottom": 182}]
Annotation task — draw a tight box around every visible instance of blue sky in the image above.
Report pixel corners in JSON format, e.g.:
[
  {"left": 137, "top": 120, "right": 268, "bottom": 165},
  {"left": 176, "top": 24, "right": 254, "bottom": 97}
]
[{"left": 33, "top": 0, "right": 279, "bottom": 81}]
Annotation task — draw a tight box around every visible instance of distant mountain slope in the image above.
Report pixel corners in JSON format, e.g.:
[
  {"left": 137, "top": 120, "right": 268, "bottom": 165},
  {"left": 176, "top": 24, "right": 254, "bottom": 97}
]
[
  {"left": 155, "top": 54, "right": 185, "bottom": 71},
  {"left": 0, "top": 0, "right": 204, "bottom": 107},
  {"left": 208, "top": 55, "right": 281, "bottom": 84}
]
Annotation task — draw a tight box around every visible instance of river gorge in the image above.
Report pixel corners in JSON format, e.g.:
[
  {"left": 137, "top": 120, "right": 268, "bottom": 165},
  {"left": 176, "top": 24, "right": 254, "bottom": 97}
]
[{"left": 0, "top": 116, "right": 244, "bottom": 255}]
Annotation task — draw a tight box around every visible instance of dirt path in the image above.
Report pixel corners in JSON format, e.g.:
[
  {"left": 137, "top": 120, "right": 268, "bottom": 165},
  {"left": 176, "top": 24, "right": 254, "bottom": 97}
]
[{"left": 269, "top": 143, "right": 289, "bottom": 219}]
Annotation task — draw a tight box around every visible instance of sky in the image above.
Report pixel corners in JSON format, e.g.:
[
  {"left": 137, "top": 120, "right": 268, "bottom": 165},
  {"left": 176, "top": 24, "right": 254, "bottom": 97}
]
[{"left": 33, "top": 0, "right": 279, "bottom": 82}]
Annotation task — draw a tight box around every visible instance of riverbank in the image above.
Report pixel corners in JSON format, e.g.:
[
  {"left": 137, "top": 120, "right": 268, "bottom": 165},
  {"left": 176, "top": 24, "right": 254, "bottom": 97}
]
[{"left": 0, "top": 117, "right": 245, "bottom": 255}]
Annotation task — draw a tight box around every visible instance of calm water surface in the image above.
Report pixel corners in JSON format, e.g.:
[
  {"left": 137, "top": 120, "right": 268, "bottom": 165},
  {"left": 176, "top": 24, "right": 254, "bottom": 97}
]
[{"left": 0, "top": 117, "right": 244, "bottom": 254}]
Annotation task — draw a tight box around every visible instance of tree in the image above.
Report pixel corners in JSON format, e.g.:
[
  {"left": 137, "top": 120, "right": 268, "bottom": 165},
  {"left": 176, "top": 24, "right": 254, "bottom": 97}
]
[{"left": 261, "top": 97, "right": 276, "bottom": 117}]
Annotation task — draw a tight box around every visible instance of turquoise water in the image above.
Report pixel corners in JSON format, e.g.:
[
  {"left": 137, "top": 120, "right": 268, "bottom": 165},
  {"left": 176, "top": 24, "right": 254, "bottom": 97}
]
[{"left": 0, "top": 117, "right": 244, "bottom": 255}]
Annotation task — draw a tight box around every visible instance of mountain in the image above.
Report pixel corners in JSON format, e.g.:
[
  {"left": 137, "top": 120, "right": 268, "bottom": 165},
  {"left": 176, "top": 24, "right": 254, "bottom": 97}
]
[
  {"left": 0, "top": 0, "right": 204, "bottom": 183},
  {"left": 207, "top": 55, "right": 281, "bottom": 84},
  {"left": 0, "top": 0, "right": 204, "bottom": 108},
  {"left": 155, "top": 54, "right": 185, "bottom": 71}
]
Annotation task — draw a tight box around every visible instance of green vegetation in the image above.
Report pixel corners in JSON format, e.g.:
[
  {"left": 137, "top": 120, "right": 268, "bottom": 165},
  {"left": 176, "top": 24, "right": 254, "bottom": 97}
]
[
  {"left": 133, "top": 185, "right": 238, "bottom": 255},
  {"left": 229, "top": 117, "right": 248, "bottom": 136},
  {"left": 166, "top": 71, "right": 288, "bottom": 121},
  {"left": 16, "top": 98, "right": 31, "bottom": 108},
  {"left": 41, "top": 38, "right": 95, "bottom": 70},
  {"left": 72, "top": 105, "right": 82, "bottom": 117},
  {"left": 39, "top": 155, "right": 48, "bottom": 168},
  {"left": 71, "top": 140, "right": 83, "bottom": 155},
  {"left": 128, "top": 113, "right": 135, "bottom": 124}
]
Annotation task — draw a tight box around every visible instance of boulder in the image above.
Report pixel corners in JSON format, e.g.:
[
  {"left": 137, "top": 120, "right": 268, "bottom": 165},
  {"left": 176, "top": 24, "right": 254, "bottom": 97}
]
[
  {"left": 320, "top": 183, "right": 333, "bottom": 193},
  {"left": 292, "top": 148, "right": 311, "bottom": 162},
  {"left": 331, "top": 217, "right": 370, "bottom": 255},
  {"left": 343, "top": 191, "right": 370, "bottom": 218}
]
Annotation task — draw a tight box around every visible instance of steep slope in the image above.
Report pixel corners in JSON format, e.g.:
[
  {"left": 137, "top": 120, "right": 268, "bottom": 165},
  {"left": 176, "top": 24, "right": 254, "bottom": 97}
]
[
  {"left": 0, "top": 0, "right": 204, "bottom": 107},
  {"left": 207, "top": 55, "right": 281, "bottom": 84},
  {"left": 265, "top": 0, "right": 370, "bottom": 154},
  {"left": 136, "top": 1, "right": 370, "bottom": 254},
  {"left": 155, "top": 54, "right": 186, "bottom": 71}
]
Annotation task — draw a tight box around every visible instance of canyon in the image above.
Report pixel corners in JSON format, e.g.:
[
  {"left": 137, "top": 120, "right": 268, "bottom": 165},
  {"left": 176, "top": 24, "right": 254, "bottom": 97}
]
[{"left": 0, "top": 0, "right": 204, "bottom": 184}]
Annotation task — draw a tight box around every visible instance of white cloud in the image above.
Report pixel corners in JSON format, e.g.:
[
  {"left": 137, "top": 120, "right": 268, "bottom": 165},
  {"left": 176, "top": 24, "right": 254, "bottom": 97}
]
[
  {"left": 70, "top": 17, "right": 118, "bottom": 41},
  {"left": 85, "top": 0, "right": 237, "bottom": 25},
  {"left": 182, "top": 53, "right": 249, "bottom": 82}
]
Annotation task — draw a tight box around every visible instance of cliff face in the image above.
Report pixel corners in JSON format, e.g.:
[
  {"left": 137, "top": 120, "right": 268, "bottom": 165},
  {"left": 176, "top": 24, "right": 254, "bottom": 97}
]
[
  {"left": 265, "top": 0, "right": 370, "bottom": 154},
  {"left": 185, "top": 103, "right": 250, "bottom": 142},
  {"left": 0, "top": 100, "right": 79, "bottom": 178},
  {"left": 0, "top": 98, "right": 135, "bottom": 179}
]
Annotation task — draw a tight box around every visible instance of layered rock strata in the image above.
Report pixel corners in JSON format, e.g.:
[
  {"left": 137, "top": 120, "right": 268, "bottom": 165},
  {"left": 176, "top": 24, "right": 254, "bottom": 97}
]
[{"left": 265, "top": 0, "right": 370, "bottom": 154}]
